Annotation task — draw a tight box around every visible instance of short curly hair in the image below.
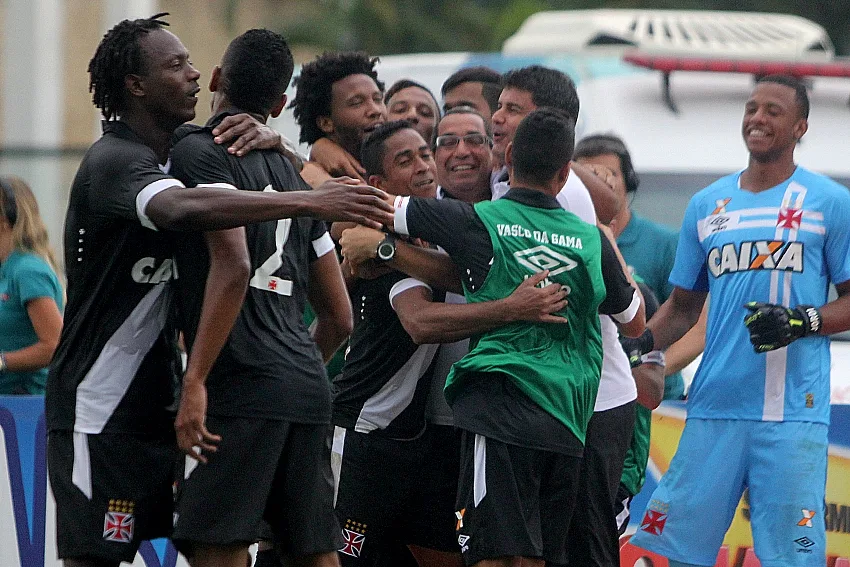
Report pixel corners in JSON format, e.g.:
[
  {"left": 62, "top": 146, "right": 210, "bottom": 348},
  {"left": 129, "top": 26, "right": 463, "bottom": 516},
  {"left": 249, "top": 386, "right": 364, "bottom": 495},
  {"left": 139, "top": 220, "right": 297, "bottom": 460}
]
[
  {"left": 219, "top": 29, "right": 294, "bottom": 117},
  {"left": 290, "top": 51, "right": 384, "bottom": 145}
]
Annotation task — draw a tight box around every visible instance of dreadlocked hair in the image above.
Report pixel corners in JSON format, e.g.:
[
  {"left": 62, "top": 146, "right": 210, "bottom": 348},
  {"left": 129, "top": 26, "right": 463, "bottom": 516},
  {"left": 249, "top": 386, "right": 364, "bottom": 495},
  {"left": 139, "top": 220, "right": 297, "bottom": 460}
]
[
  {"left": 289, "top": 51, "right": 383, "bottom": 145},
  {"left": 88, "top": 12, "right": 170, "bottom": 120}
]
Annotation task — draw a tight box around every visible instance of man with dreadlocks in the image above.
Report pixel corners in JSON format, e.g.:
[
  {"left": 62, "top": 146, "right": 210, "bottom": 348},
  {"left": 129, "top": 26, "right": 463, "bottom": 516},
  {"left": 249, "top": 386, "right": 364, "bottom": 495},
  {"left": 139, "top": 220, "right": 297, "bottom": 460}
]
[{"left": 45, "top": 14, "right": 392, "bottom": 567}]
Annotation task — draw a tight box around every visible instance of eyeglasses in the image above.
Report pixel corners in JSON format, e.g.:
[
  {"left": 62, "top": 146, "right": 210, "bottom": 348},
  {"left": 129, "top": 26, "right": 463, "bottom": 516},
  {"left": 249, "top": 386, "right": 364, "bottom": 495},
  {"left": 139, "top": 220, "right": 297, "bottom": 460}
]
[{"left": 434, "top": 133, "right": 492, "bottom": 149}]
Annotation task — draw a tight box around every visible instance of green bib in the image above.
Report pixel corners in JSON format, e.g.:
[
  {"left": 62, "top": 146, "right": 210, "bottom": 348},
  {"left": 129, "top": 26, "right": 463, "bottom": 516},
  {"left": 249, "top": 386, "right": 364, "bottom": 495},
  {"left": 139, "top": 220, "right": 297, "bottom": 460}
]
[{"left": 446, "top": 197, "right": 606, "bottom": 443}]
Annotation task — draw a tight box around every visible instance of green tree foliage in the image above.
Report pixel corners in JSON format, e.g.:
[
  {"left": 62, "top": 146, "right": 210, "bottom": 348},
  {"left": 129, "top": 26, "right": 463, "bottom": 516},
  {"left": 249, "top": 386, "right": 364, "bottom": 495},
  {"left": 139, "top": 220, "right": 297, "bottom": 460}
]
[{"left": 269, "top": 0, "right": 850, "bottom": 56}]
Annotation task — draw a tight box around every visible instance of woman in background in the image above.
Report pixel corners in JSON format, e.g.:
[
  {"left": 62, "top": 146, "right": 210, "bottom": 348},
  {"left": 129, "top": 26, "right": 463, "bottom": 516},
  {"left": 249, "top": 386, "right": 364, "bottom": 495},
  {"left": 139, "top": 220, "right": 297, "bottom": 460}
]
[{"left": 0, "top": 176, "right": 63, "bottom": 395}]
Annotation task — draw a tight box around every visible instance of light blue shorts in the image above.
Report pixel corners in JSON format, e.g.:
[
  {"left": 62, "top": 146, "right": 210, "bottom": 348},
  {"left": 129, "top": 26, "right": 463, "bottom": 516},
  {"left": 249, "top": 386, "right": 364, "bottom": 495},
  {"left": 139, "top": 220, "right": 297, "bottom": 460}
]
[{"left": 629, "top": 418, "right": 828, "bottom": 567}]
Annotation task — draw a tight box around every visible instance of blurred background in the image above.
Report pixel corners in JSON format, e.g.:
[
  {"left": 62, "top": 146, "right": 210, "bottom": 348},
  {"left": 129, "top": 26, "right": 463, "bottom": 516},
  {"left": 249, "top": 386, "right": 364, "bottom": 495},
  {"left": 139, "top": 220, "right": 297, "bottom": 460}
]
[{"left": 1, "top": 0, "right": 850, "bottom": 254}]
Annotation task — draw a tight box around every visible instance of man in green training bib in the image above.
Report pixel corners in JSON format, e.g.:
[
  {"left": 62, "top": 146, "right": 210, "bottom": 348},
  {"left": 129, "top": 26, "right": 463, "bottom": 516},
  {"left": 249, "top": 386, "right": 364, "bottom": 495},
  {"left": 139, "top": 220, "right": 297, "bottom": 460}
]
[{"left": 389, "top": 107, "right": 645, "bottom": 567}]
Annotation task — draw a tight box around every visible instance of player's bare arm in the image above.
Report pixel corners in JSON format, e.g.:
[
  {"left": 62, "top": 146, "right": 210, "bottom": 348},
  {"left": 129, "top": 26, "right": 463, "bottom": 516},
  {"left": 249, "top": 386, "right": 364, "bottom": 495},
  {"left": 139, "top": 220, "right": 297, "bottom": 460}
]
[
  {"left": 634, "top": 361, "right": 665, "bottom": 410},
  {"left": 339, "top": 225, "right": 464, "bottom": 294},
  {"left": 145, "top": 177, "right": 394, "bottom": 231},
  {"left": 311, "top": 137, "right": 367, "bottom": 181},
  {"left": 308, "top": 251, "right": 354, "bottom": 364},
  {"left": 819, "top": 279, "right": 850, "bottom": 334},
  {"left": 176, "top": 228, "right": 250, "bottom": 462},
  {"left": 599, "top": 223, "right": 645, "bottom": 337},
  {"left": 649, "top": 287, "right": 707, "bottom": 352},
  {"left": 210, "top": 112, "right": 284, "bottom": 156},
  {"left": 664, "top": 302, "right": 707, "bottom": 375},
  {"left": 392, "top": 270, "right": 568, "bottom": 345}
]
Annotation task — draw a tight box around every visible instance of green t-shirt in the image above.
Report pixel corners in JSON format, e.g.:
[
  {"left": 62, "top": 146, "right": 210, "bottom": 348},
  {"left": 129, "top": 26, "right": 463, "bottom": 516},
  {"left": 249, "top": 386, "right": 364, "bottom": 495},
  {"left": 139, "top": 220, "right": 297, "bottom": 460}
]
[
  {"left": 621, "top": 403, "right": 652, "bottom": 495},
  {"left": 446, "top": 198, "right": 606, "bottom": 444},
  {"left": 0, "top": 251, "right": 64, "bottom": 395},
  {"left": 617, "top": 212, "right": 685, "bottom": 400}
]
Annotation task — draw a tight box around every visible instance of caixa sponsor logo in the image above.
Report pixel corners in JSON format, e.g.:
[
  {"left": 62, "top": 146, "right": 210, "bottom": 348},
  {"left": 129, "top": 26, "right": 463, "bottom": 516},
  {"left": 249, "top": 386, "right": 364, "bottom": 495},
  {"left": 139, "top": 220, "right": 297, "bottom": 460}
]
[
  {"left": 131, "top": 257, "right": 177, "bottom": 284},
  {"left": 708, "top": 241, "right": 803, "bottom": 278}
]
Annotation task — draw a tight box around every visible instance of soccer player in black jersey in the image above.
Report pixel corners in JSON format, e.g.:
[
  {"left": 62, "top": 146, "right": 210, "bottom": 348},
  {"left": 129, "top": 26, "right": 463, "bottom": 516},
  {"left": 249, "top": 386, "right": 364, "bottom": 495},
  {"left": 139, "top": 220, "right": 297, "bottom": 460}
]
[
  {"left": 169, "top": 29, "right": 349, "bottom": 567},
  {"left": 391, "top": 109, "right": 645, "bottom": 567},
  {"left": 333, "top": 119, "right": 569, "bottom": 567},
  {"left": 45, "top": 15, "right": 391, "bottom": 567},
  {"left": 331, "top": 120, "right": 445, "bottom": 567}
]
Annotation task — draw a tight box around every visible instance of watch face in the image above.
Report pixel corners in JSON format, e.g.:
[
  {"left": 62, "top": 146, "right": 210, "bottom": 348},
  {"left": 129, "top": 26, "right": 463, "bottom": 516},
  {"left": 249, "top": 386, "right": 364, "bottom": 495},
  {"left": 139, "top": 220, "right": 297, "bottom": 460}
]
[{"left": 377, "top": 240, "right": 395, "bottom": 261}]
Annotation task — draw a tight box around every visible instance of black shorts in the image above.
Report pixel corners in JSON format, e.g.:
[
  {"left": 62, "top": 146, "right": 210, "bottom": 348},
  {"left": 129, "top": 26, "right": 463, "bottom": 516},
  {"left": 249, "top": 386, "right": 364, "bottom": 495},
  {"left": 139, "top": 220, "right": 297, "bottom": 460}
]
[
  {"left": 172, "top": 416, "right": 340, "bottom": 558},
  {"left": 564, "top": 401, "right": 636, "bottom": 567},
  {"left": 409, "top": 424, "right": 462, "bottom": 552},
  {"left": 455, "top": 431, "right": 581, "bottom": 566},
  {"left": 332, "top": 425, "right": 459, "bottom": 566},
  {"left": 615, "top": 483, "right": 635, "bottom": 537},
  {"left": 47, "top": 429, "right": 178, "bottom": 564}
]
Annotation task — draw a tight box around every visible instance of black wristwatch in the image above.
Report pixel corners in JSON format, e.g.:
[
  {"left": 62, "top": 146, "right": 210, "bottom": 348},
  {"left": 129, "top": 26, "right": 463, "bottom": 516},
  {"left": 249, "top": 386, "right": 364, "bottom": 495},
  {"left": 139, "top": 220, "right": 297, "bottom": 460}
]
[{"left": 376, "top": 234, "right": 397, "bottom": 261}]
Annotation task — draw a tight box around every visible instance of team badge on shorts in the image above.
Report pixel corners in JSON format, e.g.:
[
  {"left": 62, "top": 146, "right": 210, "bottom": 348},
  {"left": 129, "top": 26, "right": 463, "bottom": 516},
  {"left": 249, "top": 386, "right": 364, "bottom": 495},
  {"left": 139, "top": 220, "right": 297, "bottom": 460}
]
[
  {"left": 640, "top": 499, "right": 670, "bottom": 536},
  {"left": 340, "top": 519, "right": 366, "bottom": 557},
  {"left": 103, "top": 499, "right": 135, "bottom": 543}
]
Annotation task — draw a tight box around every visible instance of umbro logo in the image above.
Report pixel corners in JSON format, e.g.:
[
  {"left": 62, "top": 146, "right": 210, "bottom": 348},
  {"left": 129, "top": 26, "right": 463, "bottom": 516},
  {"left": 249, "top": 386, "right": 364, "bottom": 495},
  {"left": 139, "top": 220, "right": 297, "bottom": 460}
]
[
  {"left": 709, "top": 216, "right": 729, "bottom": 226},
  {"left": 794, "top": 536, "right": 815, "bottom": 554},
  {"left": 514, "top": 245, "right": 578, "bottom": 276}
]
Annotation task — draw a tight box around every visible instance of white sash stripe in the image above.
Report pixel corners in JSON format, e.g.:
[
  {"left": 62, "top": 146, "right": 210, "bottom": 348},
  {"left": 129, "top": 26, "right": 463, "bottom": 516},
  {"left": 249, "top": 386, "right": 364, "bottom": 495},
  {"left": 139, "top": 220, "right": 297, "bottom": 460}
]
[
  {"left": 473, "top": 434, "right": 487, "bottom": 506},
  {"left": 71, "top": 432, "right": 92, "bottom": 500},
  {"left": 331, "top": 426, "right": 346, "bottom": 506},
  {"left": 73, "top": 283, "right": 171, "bottom": 434}
]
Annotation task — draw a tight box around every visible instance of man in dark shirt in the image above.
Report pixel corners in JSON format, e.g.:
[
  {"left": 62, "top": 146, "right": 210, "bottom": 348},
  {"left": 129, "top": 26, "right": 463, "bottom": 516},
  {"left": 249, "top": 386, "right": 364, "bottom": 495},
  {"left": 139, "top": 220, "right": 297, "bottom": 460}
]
[
  {"left": 331, "top": 120, "right": 446, "bottom": 567},
  {"left": 390, "top": 108, "right": 645, "bottom": 567},
  {"left": 46, "top": 15, "right": 391, "bottom": 567},
  {"left": 168, "top": 30, "right": 350, "bottom": 567}
]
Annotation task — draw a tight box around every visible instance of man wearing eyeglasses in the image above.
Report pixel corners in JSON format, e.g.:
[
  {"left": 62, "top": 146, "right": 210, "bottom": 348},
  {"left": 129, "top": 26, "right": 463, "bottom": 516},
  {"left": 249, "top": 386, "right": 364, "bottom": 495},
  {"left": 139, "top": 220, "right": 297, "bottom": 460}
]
[
  {"left": 333, "top": 120, "right": 564, "bottom": 567},
  {"left": 391, "top": 108, "right": 645, "bottom": 567},
  {"left": 433, "top": 107, "right": 496, "bottom": 205}
]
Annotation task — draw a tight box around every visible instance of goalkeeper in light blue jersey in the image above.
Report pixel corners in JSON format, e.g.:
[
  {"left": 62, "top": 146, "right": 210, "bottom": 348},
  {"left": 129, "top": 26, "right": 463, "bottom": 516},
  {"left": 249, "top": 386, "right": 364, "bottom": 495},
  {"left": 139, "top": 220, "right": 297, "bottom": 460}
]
[{"left": 625, "top": 75, "right": 850, "bottom": 567}]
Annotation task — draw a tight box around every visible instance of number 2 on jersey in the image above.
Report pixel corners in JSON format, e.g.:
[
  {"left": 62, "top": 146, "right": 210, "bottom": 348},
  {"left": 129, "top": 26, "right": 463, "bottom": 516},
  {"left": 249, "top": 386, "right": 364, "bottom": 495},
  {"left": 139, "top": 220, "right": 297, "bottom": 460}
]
[{"left": 250, "top": 185, "right": 293, "bottom": 296}]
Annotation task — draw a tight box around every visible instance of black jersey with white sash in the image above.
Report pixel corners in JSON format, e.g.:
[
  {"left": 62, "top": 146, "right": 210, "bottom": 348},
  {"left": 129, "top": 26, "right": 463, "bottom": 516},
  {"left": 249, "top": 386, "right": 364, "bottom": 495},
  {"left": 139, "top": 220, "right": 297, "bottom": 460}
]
[
  {"left": 170, "top": 110, "right": 332, "bottom": 423},
  {"left": 46, "top": 121, "right": 183, "bottom": 435}
]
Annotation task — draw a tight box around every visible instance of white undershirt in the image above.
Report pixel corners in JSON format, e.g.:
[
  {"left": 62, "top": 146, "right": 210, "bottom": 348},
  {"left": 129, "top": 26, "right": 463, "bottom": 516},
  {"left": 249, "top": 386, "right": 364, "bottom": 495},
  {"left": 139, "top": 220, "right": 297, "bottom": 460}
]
[{"left": 517, "top": 172, "right": 638, "bottom": 411}]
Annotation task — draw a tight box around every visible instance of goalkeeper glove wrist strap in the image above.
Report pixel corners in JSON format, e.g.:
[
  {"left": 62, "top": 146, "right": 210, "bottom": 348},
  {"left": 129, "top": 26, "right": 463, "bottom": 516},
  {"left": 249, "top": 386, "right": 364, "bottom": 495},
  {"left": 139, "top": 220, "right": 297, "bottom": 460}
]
[{"left": 797, "top": 305, "right": 822, "bottom": 336}]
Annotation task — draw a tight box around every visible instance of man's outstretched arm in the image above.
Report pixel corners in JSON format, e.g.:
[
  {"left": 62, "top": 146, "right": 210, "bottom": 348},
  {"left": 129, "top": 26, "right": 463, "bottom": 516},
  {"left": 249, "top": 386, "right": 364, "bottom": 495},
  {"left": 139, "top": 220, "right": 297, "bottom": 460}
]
[
  {"left": 392, "top": 270, "right": 568, "bottom": 345},
  {"left": 650, "top": 287, "right": 707, "bottom": 351},
  {"left": 144, "top": 178, "right": 393, "bottom": 232}
]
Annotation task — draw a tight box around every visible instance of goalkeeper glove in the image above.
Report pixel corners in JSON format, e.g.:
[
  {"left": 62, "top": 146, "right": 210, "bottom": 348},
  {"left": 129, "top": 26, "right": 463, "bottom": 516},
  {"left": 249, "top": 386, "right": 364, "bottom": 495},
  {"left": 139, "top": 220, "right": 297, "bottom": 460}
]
[
  {"left": 619, "top": 328, "right": 655, "bottom": 368},
  {"left": 743, "top": 302, "right": 822, "bottom": 353}
]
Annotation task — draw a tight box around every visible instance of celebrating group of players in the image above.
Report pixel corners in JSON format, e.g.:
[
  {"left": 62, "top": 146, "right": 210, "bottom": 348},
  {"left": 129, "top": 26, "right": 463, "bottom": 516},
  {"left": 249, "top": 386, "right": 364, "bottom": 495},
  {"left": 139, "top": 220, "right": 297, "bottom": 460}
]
[{"left": 43, "top": 11, "right": 850, "bottom": 567}]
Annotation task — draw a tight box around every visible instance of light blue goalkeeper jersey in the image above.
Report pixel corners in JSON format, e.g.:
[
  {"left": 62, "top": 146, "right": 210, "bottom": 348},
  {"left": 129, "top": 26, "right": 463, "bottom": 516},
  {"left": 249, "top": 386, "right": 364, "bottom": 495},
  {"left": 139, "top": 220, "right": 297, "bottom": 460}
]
[{"left": 670, "top": 166, "right": 850, "bottom": 424}]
